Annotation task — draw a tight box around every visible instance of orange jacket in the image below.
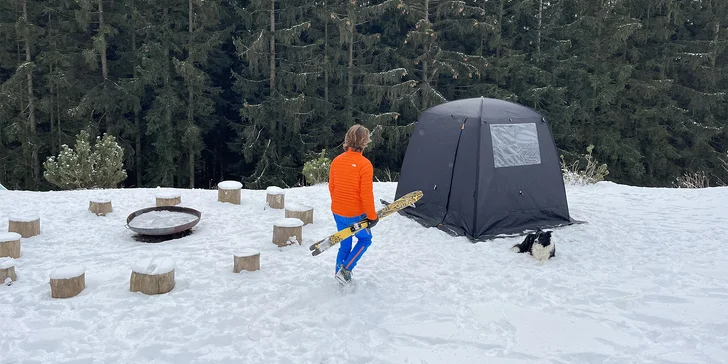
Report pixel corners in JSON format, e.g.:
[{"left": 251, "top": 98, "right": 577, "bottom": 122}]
[{"left": 328, "top": 149, "right": 377, "bottom": 220}]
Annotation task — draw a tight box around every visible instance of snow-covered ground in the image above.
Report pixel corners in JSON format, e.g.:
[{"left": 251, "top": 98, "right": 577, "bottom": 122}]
[{"left": 0, "top": 181, "right": 727, "bottom": 364}]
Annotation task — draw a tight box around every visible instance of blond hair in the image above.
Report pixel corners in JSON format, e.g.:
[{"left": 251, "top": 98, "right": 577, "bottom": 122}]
[{"left": 343, "top": 124, "right": 371, "bottom": 152}]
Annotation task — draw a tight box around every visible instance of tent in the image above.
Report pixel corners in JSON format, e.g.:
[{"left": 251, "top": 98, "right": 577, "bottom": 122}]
[
  {"left": 0, "top": 183, "right": 6, "bottom": 191},
  {"left": 394, "top": 97, "right": 579, "bottom": 241}
]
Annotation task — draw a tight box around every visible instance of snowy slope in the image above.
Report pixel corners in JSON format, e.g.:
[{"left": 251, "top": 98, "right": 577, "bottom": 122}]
[{"left": 0, "top": 182, "right": 727, "bottom": 364}]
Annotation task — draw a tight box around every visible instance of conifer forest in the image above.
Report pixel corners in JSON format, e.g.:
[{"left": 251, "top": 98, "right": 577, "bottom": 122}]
[{"left": 1, "top": 0, "right": 726, "bottom": 191}]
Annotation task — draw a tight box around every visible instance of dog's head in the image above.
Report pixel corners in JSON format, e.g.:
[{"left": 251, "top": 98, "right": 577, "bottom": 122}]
[{"left": 535, "top": 230, "right": 552, "bottom": 247}]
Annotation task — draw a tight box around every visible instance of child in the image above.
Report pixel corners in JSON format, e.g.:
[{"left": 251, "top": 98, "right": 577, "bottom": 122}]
[{"left": 328, "top": 124, "right": 379, "bottom": 284}]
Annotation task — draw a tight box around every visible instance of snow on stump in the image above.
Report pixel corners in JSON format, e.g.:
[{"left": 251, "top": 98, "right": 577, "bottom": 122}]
[
  {"left": 155, "top": 191, "right": 181, "bottom": 207},
  {"left": 265, "top": 186, "right": 285, "bottom": 209},
  {"left": 284, "top": 203, "right": 313, "bottom": 225},
  {"left": 0, "top": 232, "right": 21, "bottom": 259},
  {"left": 49, "top": 266, "right": 86, "bottom": 299},
  {"left": 0, "top": 258, "right": 17, "bottom": 284},
  {"left": 130, "top": 257, "right": 175, "bottom": 295},
  {"left": 8, "top": 214, "right": 40, "bottom": 238},
  {"left": 218, "top": 181, "right": 242, "bottom": 205},
  {"left": 88, "top": 199, "right": 113, "bottom": 216},
  {"left": 272, "top": 218, "right": 304, "bottom": 247},
  {"left": 234, "top": 249, "right": 261, "bottom": 273}
]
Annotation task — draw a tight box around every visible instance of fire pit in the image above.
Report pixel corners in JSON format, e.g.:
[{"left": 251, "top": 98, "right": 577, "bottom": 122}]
[{"left": 126, "top": 206, "right": 201, "bottom": 236}]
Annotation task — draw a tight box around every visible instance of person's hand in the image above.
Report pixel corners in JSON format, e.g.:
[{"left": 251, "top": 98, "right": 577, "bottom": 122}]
[{"left": 366, "top": 217, "right": 379, "bottom": 228}]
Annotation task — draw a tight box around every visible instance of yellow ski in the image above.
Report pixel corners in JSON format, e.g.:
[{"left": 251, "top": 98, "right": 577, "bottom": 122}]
[{"left": 309, "top": 190, "right": 423, "bottom": 256}]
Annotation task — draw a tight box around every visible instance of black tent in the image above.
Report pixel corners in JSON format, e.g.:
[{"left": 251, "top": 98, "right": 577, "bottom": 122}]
[{"left": 394, "top": 97, "right": 579, "bottom": 241}]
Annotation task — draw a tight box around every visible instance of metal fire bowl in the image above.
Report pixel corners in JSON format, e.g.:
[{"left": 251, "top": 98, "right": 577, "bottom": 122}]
[{"left": 126, "top": 206, "right": 202, "bottom": 236}]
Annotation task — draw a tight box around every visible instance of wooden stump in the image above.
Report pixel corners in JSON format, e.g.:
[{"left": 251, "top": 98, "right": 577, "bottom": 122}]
[
  {"left": 49, "top": 266, "right": 86, "bottom": 298},
  {"left": 155, "top": 191, "right": 181, "bottom": 207},
  {"left": 272, "top": 218, "right": 304, "bottom": 247},
  {"left": 0, "top": 232, "right": 21, "bottom": 259},
  {"left": 8, "top": 214, "right": 40, "bottom": 238},
  {"left": 285, "top": 203, "right": 314, "bottom": 225},
  {"left": 234, "top": 249, "right": 261, "bottom": 273},
  {"left": 130, "top": 257, "right": 176, "bottom": 295},
  {"left": 0, "top": 258, "right": 17, "bottom": 284},
  {"left": 218, "top": 181, "right": 242, "bottom": 204},
  {"left": 265, "top": 186, "right": 285, "bottom": 209},
  {"left": 88, "top": 199, "right": 113, "bottom": 216}
]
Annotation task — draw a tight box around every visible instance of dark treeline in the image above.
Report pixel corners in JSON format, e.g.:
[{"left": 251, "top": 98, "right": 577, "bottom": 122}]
[{"left": 1, "top": 0, "right": 726, "bottom": 191}]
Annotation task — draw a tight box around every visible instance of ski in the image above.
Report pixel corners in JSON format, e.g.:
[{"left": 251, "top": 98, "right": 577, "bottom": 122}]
[{"left": 309, "top": 190, "right": 423, "bottom": 256}]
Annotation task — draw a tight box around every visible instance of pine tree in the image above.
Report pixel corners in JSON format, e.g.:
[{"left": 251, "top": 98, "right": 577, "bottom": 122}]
[
  {"left": 172, "top": 0, "right": 226, "bottom": 188},
  {"left": 231, "top": 0, "right": 317, "bottom": 188}
]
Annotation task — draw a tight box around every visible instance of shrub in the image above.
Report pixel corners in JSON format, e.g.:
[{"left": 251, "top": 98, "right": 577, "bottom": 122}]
[
  {"left": 675, "top": 171, "right": 710, "bottom": 188},
  {"left": 43, "top": 130, "right": 127, "bottom": 189},
  {"left": 560, "top": 144, "right": 610, "bottom": 185},
  {"left": 302, "top": 149, "right": 331, "bottom": 185}
]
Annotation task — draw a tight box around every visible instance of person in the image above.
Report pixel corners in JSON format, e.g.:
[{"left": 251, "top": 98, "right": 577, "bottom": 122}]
[{"left": 328, "top": 124, "right": 379, "bottom": 284}]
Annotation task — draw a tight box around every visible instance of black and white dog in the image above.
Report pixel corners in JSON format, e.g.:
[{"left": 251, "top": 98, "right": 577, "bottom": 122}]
[{"left": 510, "top": 229, "right": 555, "bottom": 264}]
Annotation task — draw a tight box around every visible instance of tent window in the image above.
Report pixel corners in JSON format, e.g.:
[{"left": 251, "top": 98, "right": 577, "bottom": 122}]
[{"left": 489, "top": 123, "right": 541, "bottom": 168}]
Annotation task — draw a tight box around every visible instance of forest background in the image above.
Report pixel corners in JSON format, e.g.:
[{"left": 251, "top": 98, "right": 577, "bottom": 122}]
[{"left": 1, "top": 0, "right": 726, "bottom": 191}]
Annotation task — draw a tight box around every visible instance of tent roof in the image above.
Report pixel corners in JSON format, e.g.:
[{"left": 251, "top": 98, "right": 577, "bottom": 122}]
[{"left": 422, "top": 96, "right": 543, "bottom": 122}]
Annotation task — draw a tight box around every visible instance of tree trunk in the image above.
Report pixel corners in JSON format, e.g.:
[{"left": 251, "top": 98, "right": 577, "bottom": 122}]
[
  {"left": 713, "top": 23, "right": 719, "bottom": 67},
  {"left": 269, "top": 0, "right": 275, "bottom": 92},
  {"left": 57, "top": 84, "right": 61, "bottom": 150},
  {"left": 50, "top": 63, "right": 55, "bottom": 154},
  {"left": 324, "top": 18, "right": 329, "bottom": 116},
  {"left": 132, "top": 0, "right": 142, "bottom": 187},
  {"left": 421, "top": 0, "right": 430, "bottom": 110},
  {"left": 163, "top": 6, "right": 172, "bottom": 186},
  {"left": 23, "top": 0, "right": 39, "bottom": 187},
  {"left": 537, "top": 0, "right": 543, "bottom": 55},
  {"left": 188, "top": 0, "right": 195, "bottom": 188},
  {"left": 98, "top": 0, "right": 109, "bottom": 130},
  {"left": 497, "top": 0, "right": 504, "bottom": 58},
  {"left": 347, "top": 10, "right": 354, "bottom": 118}
]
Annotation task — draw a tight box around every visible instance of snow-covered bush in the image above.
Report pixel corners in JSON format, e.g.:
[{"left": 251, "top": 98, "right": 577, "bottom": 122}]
[
  {"left": 560, "top": 144, "right": 609, "bottom": 186},
  {"left": 675, "top": 171, "right": 710, "bottom": 188},
  {"left": 302, "top": 149, "right": 331, "bottom": 185},
  {"left": 43, "top": 130, "right": 127, "bottom": 189}
]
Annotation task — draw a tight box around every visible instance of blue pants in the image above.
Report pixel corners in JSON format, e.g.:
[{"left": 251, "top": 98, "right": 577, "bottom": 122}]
[{"left": 334, "top": 213, "right": 372, "bottom": 272}]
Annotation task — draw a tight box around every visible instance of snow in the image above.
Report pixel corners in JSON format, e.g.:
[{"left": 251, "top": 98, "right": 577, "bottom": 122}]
[
  {"left": 155, "top": 189, "right": 181, "bottom": 199},
  {"left": 8, "top": 213, "right": 39, "bottom": 222},
  {"left": 0, "top": 257, "right": 15, "bottom": 269},
  {"left": 0, "top": 182, "right": 727, "bottom": 363},
  {"left": 0, "top": 232, "right": 21, "bottom": 242},
  {"left": 132, "top": 257, "right": 175, "bottom": 275},
  {"left": 266, "top": 186, "right": 285, "bottom": 195},
  {"left": 236, "top": 248, "right": 260, "bottom": 257},
  {"left": 49, "top": 265, "right": 86, "bottom": 279},
  {"left": 284, "top": 202, "right": 311, "bottom": 212},
  {"left": 274, "top": 217, "right": 304, "bottom": 227},
  {"left": 128, "top": 210, "right": 198, "bottom": 229},
  {"left": 218, "top": 180, "right": 242, "bottom": 190}
]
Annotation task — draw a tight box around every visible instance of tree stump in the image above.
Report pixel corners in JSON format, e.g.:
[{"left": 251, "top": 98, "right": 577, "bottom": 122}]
[
  {"left": 272, "top": 218, "right": 304, "bottom": 247},
  {"left": 265, "top": 186, "right": 285, "bottom": 209},
  {"left": 234, "top": 249, "right": 261, "bottom": 273},
  {"left": 130, "top": 257, "right": 176, "bottom": 295},
  {"left": 155, "top": 191, "right": 181, "bottom": 207},
  {"left": 218, "top": 181, "right": 242, "bottom": 204},
  {"left": 285, "top": 203, "right": 314, "bottom": 225},
  {"left": 49, "top": 266, "right": 86, "bottom": 298},
  {"left": 8, "top": 214, "right": 40, "bottom": 238},
  {"left": 0, "top": 232, "right": 21, "bottom": 259},
  {"left": 0, "top": 258, "right": 17, "bottom": 284},
  {"left": 88, "top": 199, "right": 113, "bottom": 216}
]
